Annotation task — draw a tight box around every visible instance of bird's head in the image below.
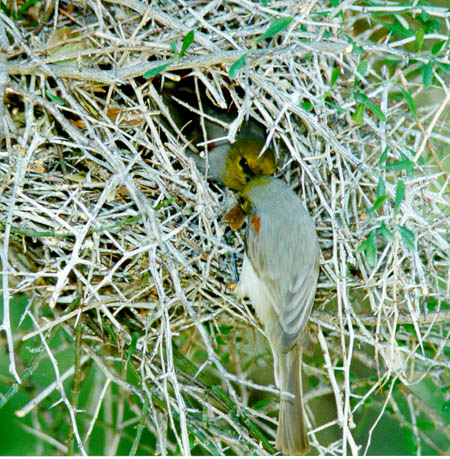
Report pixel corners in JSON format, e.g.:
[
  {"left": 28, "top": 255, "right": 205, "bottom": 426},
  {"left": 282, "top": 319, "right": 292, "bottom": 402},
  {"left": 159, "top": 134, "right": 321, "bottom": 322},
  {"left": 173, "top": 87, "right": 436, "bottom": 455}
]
[{"left": 220, "top": 137, "right": 276, "bottom": 191}]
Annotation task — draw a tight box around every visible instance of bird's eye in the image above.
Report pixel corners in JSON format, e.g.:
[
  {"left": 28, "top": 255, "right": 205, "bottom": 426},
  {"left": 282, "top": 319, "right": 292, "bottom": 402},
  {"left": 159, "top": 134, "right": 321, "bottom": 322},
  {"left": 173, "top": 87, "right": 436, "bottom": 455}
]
[
  {"left": 239, "top": 156, "right": 253, "bottom": 180},
  {"left": 239, "top": 157, "right": 249, "bottom": 169}
]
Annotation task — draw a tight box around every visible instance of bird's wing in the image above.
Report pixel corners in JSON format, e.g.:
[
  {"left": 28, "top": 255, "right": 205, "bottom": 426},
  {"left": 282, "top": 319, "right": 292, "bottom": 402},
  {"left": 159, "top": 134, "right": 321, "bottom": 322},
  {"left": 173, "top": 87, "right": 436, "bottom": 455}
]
[{"left": 246, "top": 210, "right": 319, "bottom": 352}]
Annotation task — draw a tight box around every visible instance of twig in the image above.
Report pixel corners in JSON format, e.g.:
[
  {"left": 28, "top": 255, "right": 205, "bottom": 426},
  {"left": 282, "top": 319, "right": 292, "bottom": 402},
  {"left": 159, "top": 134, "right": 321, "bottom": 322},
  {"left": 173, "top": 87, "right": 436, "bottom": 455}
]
[{"left": 1, "top": 0, "right": 449, "bottom": 455}]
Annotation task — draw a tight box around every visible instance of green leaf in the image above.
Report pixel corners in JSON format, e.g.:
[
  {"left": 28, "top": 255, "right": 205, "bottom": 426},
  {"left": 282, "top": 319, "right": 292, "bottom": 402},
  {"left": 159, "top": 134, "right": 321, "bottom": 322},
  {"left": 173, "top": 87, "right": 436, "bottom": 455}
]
[
  {"left": 400, "top": 88, "right": 417, "bottom": 118},
  {"left": 442, "top": 400, "right": 450, "bottom": 414},
  {"left": 422, "top": 61, "right": 434, "bottom": 88},
  {"left": 179, "top": 30, "right": 195, "bottom": 58},
  {"left": 415, "top": 28, "right": 425, "bottom": 52},
  {"left": 426, "top": 297, "right": 438, "bottom": 311},
  {"left": 368, "top": 195, "right": 389, "bottom": 215},
  {"left": 423, "top": 17, "right": 440, "bottom": 34},
  {"left": 213, "top": 386, "right": 235, "bottom": 409},
  {"left": 354, "top": 92, "right": 368, "bottom": 103},
  {"left": 309, "top": 375, "right": 319, "bottom": 388},
  {"left": 376, "top": 176, "right": 386, "bottom": 198},
  {"left": 357, "top": 242, "right": 366, "bottom": 254},
  {"left": 357, "top": 60, "right": 368, "bottom": 76},
  {"left": 436, "top": 61, "right": 450, "bottom": 74},
  {"left": 330, "top": 66, "right": 340, "bottom": 87},
  {"left": 358, "top": 230, "right": 377, "bottom": 267},
  {"left": 394, "top": 179, "right": 405, "bottom": 214},
  {"left": 431, "top": 40, "right": 445, "bottom": 56},
  {"left": 366, "top": 101, "right": 386, "bottom": 122},
  {"left": 382, "top": 58, "right": 401, "bottom": 67},
  {"left": 0, "top": 2, "right": 10, "bottom": 16},
  {"left": 85, "top": 101, "right": 98, "bottom": 116},
  {"left": 154, "top": 196, "right": 175, "bottom": 210},
  {"left": 143, "top": 62, "right": 172, "bottom": 79},
  {"left": 170, "top": 39, "right": 178, "bottom": 57},
  {"left": 379, "top": 146, "right": 388, "bottom": 165},
  {"left": 353, "top": 44, "right": 365, "bottom": 55},
  {"left": 325, "top": 100, "right": 347, "bottom": 113},
  {"left": 416, "top": 421, "right": 435, "bottom": 430},
  {"left": 374, "top": 17, "right": 414, "bottom": 38},
  {"left": 103, "top": 322, "right": 117, "bottom": 344},
  {"left": 379, "top": 222, "right": 394, "bottom": 242},
  {"left": 300, "top": 101, "right": 313, "bottom": 111},
  {"left": 343, "top": 34, "right": 364, "bottom": 54},
  {"left": 385, "top": 159, "right": 415, "bottom": 172},
  {"left": 391, "top": 16, "right": 414, "bottom": 37},
  {"left": 365, "top": 233, "right": 377, "bottom": 267},
  {"left": 244, "top": 418, "right": 276, "bottom": 453},
  {"left": 403, "top": 426, "right": 417, "bottom": 453},
  {"left": 421, "top": 8, "right": 430, "bottom": 22},
  {"left": 253, "top": 398, "right": 274, "bottom": 410},
  {"left": 126, "top": 332, "right": 140, "bottom": 367},
  {"left": 398, "top": 226, "right": 415, "bottom": 250},
  {"left": 228, "top": 53, "right": 247, "bottom": 81},
  {"left": 17, "top": 0, "right": 40, "bottom": 19},
  {"left": 219, "top": 325, "right": 232, "bottom": 335},
  {"left": 352, "top": 102, "right": 365, "bottom": 126},
  {"left": 46, "top": 91, "right": 65, "bottom": 105},
  {"left": 256, "top": 17, "right": 293, "bottom": 44},
  {"left": 400, "top": 151, "right": 416, "bottom": 178}
]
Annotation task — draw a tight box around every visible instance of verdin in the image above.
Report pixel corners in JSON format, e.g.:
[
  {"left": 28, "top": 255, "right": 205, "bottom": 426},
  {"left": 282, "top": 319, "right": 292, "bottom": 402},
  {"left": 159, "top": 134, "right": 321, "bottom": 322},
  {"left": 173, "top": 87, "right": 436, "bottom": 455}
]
[{"left": 228, "top": 176, "right": 320, "bottom": 455}]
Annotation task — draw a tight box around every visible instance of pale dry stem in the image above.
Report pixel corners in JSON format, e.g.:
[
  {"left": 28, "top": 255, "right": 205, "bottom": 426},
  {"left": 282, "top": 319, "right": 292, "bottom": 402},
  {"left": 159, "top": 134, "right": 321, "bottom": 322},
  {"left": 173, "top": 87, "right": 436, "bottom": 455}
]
[{"left": 0, "top": 0, "right": 449, "bottom": 455}]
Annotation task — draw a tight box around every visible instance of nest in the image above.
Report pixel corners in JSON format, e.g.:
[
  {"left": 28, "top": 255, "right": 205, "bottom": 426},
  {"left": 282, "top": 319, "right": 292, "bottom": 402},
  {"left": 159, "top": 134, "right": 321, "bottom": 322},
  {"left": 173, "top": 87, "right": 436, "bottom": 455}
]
[{"left": 1, "top": 0, "right": 449, "bottom": 455}]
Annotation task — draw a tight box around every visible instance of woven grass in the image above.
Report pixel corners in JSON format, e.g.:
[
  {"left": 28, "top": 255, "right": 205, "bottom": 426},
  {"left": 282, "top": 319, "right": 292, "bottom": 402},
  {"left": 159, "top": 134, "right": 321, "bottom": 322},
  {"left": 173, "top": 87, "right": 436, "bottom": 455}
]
[{"left": 1, "top": 0, "right": 449, "bottom": 455}]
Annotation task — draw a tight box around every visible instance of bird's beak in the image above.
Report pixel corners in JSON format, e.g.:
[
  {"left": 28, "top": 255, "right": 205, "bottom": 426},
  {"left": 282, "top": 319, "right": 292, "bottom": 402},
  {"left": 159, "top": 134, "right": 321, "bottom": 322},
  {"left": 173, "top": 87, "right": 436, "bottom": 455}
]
[{"left": 224, "top": 204, "right": 246, "bottom": 230}]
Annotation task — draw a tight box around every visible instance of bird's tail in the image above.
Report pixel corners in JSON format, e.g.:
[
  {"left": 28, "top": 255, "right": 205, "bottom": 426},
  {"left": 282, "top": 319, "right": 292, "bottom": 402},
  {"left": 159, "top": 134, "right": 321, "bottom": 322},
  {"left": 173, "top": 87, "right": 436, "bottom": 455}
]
[{"left": 276, "top": 346, "right": 309, "bottom": 455}]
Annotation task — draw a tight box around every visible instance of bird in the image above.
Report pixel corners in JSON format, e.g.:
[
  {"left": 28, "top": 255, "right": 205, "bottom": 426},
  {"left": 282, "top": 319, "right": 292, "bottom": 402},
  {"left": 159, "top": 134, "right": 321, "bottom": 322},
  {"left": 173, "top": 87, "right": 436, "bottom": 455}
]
[{"left": 226, "top": 175, "right": 320, "bottom": 455}]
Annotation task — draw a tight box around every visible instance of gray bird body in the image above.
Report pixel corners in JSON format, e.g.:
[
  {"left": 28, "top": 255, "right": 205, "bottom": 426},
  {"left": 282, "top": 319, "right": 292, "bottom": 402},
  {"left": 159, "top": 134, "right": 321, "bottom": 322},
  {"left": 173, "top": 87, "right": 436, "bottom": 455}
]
[{"left": 236, "top": 176, "right": 320, "bottom": 455}]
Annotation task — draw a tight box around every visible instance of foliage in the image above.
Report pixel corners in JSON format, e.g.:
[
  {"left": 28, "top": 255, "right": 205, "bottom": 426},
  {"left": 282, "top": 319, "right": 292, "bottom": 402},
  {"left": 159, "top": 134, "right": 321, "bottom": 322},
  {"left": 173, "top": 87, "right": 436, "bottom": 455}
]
[{"left": 0, "top": 0, "right": 449, "bottom": 455}]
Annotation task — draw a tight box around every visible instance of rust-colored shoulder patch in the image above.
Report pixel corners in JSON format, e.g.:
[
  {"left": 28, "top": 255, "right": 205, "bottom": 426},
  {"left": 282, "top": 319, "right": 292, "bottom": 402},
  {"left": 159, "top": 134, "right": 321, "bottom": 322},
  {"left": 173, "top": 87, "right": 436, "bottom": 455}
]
[{"left": 250, "top": 214, "right": 261, "bottom": 234}]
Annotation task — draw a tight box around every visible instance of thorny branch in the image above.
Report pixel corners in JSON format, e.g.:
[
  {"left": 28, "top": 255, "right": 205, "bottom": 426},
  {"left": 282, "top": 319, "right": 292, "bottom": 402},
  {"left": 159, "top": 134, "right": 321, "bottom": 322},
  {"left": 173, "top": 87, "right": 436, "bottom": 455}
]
[{"left": 1, "top": 0, "right": 449, "bottom": 456}]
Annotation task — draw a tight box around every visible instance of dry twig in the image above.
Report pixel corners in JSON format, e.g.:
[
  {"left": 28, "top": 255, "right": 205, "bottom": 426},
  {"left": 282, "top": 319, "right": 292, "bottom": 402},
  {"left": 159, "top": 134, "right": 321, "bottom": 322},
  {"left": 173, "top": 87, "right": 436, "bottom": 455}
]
[{"left": 1, "top": 0, "right": 449, "bottom": 455}]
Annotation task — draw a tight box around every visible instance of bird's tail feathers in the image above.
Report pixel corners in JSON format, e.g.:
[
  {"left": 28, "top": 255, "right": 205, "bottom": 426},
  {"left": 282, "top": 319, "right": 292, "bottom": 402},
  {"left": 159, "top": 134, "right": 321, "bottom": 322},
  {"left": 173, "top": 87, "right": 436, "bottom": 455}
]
[{"left": 276, "top": 347, "right": 309, "bottom": 455}]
